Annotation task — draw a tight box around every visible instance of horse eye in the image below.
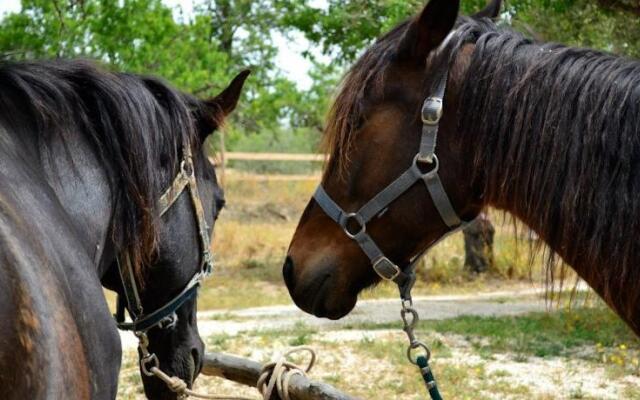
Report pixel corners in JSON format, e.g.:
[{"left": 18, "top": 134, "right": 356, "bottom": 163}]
[{"left": 215, "top": 197, "right": 226, "bottom": 212}]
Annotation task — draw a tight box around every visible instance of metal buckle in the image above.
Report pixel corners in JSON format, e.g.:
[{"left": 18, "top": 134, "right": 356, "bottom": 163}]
[
  {"left": 421, "top": 97, "right": 443, "bottom": 125},
  {"left": 180, "top": 159, "right": 194, "bottom": 177},
  {"left": 141, "top": 353, "right": 159, "bottom": 377},
  {"left": 341, "top": 212, "right": 366, "bottom": 239},
  {"left": 413, "top": 154, "right": 440, "bottom": 178},
  {"left": 373, "top": 257, "right": 401, "bottom": 281},
  {"left": 157, "top": 312, "right": 178, "bottom": 330}
]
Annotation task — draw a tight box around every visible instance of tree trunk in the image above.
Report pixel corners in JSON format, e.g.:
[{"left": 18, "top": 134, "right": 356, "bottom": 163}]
[{"left": 463, "top": 214, "right": 495, "bottom": 274}]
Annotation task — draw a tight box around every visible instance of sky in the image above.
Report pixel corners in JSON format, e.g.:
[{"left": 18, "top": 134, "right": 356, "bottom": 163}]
[{"left": 0, "top": 0, "right": 318, "bottom": 89}]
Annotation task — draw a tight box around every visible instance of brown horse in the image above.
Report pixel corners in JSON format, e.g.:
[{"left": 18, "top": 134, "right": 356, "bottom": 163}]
[{"left": 283, "top": 0, "right": 640, "bottom": 337}]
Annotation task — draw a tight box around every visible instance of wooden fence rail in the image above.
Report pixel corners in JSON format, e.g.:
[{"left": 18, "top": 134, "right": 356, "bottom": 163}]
[
  {"left": 222, "top": 152, "right": 326, "bottom": 162},
  {"left": 202, "top": 352, "right": 359, "bottom": 400},
  {"left": 211, "top": 152, "right": 326, "bottom": 186}
]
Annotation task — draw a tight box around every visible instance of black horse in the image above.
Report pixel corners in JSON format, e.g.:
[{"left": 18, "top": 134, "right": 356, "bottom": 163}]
[{"left": 0, "top": 59, "right": 248, "bottom": 399}]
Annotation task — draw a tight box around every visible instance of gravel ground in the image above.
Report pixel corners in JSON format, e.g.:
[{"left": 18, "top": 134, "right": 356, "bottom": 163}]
[
  {"left": 120, "top": 287, "right": 558, "bottom": 349},
  {"left": 117, "top": 284, "right": 640, "bottom": 399}
]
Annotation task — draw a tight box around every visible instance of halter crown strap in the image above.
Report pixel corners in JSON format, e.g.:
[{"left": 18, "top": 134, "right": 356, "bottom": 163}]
[{"left": 419, "top": 72, "right": 448, "bottom": 162}]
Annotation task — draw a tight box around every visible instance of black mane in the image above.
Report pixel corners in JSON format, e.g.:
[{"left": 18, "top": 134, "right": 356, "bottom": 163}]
[{"left": 0, "top": 59, "right": 200, "bottom": 273}]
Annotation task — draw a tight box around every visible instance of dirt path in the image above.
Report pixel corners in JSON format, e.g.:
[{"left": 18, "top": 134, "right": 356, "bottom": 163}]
[{"left": 120, "top": 287, "right": 558, "bottom": 349}]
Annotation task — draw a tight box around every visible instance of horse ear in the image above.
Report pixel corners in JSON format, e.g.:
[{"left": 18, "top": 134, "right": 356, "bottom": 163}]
[
  {"left": 200, "top": 70, "right": 251, "bottom": 138},
  {"left": 473, "top": 0, "right": 502, "bottom": 19},
  {"left": 397, "top": 0, "right": 460, "bottom": 64}
]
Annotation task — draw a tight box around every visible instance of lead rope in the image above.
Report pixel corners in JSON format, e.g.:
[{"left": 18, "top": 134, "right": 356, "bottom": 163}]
[
  {"left": 137, "top": 332, "right": 249, "bottom": 400},
  {"left": 398, "top": 262, "right": 443, "bottom": 400},
  {"left": 401, "top": 300, "right": 443, "bottom": 400},
  {"left": 136, "top": 332, "right": 316, "bottom": 400}
]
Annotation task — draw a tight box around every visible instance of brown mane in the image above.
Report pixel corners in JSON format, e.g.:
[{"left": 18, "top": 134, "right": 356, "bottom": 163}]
[{"left": 322, "top": 21, "right": 411, "bottom": 179}]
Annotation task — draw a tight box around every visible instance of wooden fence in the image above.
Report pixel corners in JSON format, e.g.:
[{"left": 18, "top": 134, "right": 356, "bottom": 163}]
[
  {"left": 212, "top": 152, "right": 326, "bottom": 185},
  {"left": 203, "top": 352, "right": 358, "bottom": 400},
  {"left": 222, "top": 152, "right": 326, "bottom": 162}
]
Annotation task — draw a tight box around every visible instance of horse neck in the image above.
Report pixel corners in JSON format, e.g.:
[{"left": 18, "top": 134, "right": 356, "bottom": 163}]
[
  {"left": 456, "top": 42, "right": 640, "bottom": 334},
  {"left": 40, "top": 128, "right": 115, "bottom": 276}
]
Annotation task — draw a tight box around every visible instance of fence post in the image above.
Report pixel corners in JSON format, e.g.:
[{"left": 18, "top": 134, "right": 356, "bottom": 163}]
[{"left": 463, "top": 213, "right": 495, "bottom": 274}]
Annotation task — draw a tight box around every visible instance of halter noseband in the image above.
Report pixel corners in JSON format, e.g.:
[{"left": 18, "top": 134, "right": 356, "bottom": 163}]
[
  {"left": 115, "top": 144, "right": 214, "bottom": 332},
  {"left": 313, "top": 71, "right": 469, "bottom": 301}
]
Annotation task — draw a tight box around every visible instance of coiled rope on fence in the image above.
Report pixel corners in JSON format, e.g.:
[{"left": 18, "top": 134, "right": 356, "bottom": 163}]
[
  {"left": 257, "top": 347, "right": 316, "bottom": 400},
  {"left": 148, "top": 347, "right": 317, "bottom": 400}
]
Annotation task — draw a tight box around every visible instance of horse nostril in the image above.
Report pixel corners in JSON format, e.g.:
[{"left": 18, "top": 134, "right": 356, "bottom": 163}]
[{"left": 283, "top": 256, "right": 296, "bottom": 289}]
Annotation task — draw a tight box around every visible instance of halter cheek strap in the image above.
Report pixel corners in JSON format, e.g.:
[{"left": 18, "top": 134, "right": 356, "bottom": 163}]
[
  {"left": 313, "top": 72, "right": 470, "bottom": 301},
  {"left": 115, "top": 144, "right": 214, "bottom": 332},
  {"left": 158, "top": 147, "right": 214, "bottom": 276}
]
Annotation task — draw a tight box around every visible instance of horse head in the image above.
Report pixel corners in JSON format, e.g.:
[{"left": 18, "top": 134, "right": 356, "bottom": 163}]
[{"left": 283, "top": 0, "right": 501, "bottom": 319}]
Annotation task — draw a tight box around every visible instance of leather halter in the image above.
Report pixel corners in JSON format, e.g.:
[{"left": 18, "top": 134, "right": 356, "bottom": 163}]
[
  {"left": 313, "top": 71, "right": 470, "bottom": 301},
  {"left": 115, "top": 144, "right": 214, "bottom": 332}
]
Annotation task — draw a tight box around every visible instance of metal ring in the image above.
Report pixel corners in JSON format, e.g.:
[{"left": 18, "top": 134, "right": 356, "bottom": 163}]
[
  {"left": 407, "top": 341, "right": 432, "bottom": 365},
  {"left": 135, "top": 331, "right": 150, "bottom": 348},
  {"left": 342, "top": 213, "right": 366, "bottom": 239},
  {"left": 413, "top": 154, "right": 440, "bottom": 178},
  {"left": 401, "top": 299, "right": 413, "bottom": 311},
  {"left": 401, "top": 307, "right": 419, "bottom": 330},
  {"left": 141, "top": 353, "right": 159, "bottom": 377},
  {"left": 180, "top": 160, "right": 194, "bottom": 177}
]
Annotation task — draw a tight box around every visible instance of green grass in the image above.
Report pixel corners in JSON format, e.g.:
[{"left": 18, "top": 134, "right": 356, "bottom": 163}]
[
  {"left": 338, "top": 304, "right": 640, "bottom": 374},
  {"left": 341, "top": 329, "right": 534, "bottom": 399},
  {"left": 349, "top": 306, "right": 638, "bottom": 396},
  {"left": 428, "top": 306, "right": 639, "bottom": 358}
]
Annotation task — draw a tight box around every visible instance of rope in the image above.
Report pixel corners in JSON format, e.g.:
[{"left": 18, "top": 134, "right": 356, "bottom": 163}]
[
  {"left": 257, "top": 347, "right": 317, "bottom": 400},
  {"left": 149, "top": 366, "right": 255, "bottom": 400},
  {"left": 416, "top": 356, "right": 443, "bottom": 400},
  {"left": 146, "top": 347, "right": 317, "bottom": 400}
]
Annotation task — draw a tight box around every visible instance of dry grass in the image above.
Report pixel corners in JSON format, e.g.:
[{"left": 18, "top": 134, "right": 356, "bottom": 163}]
[
  {"left": 201, "top": 177, "right": 316, "bottom": 309},
  {"left": 104, "top": 175, "right": 571, "bottom": 312},
  {"left": 203, "top": 175, "right": 559, "bottom": 310}
]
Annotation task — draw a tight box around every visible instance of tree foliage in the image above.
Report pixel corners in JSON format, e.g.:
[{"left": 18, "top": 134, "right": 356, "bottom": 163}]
[
  {"left": 0, "top": 0, "right": 638, "bottom": 154},
  {"left": 0, "top": 0, "right": 320, "bottom": 135},
  {"left": 282, "top": 0, "right": 640, "bottom": 65},
  {"left": 509, "top": 0, "right": 640, "bottom": 58}
]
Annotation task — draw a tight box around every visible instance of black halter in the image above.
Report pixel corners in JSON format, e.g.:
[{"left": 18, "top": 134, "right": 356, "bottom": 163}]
[
  {"left": 115, "top": 144, "right": 214, "bottom": 332},
  {"left": 313, "top": 71, "right": 470, "bottom": 301}
]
